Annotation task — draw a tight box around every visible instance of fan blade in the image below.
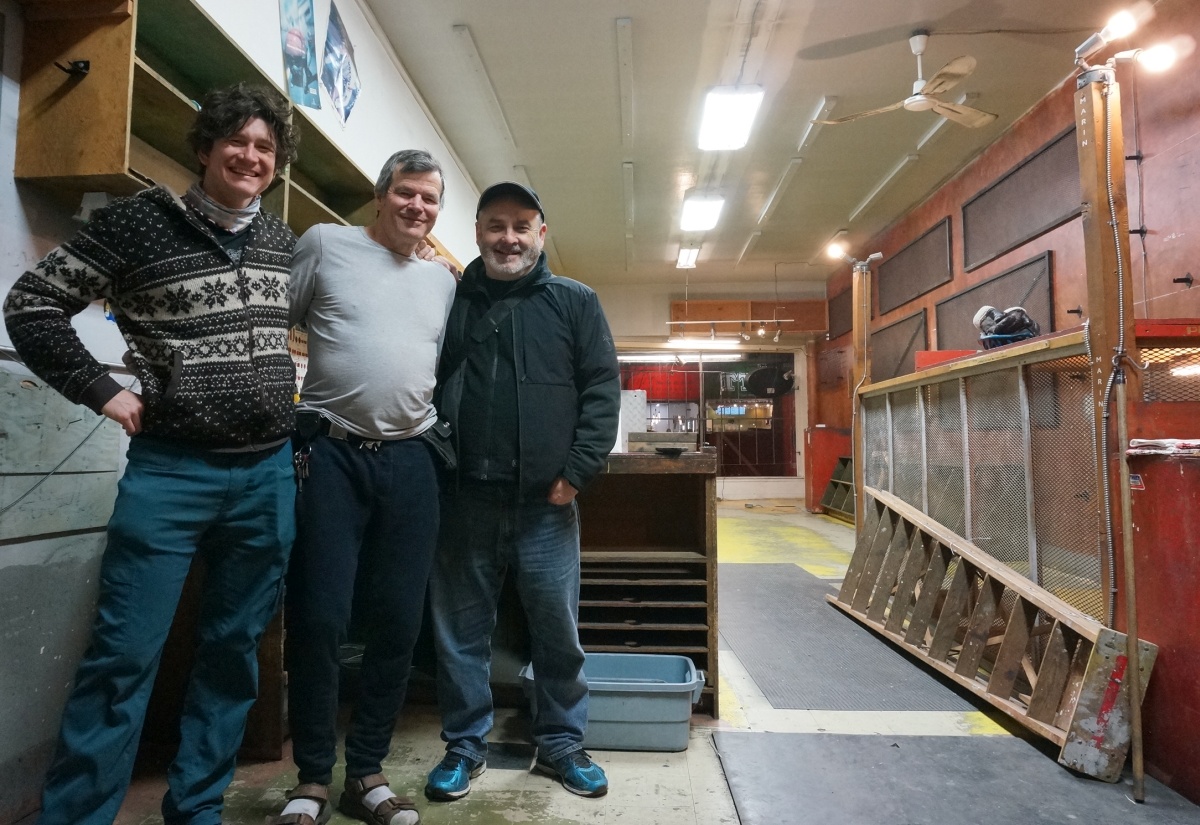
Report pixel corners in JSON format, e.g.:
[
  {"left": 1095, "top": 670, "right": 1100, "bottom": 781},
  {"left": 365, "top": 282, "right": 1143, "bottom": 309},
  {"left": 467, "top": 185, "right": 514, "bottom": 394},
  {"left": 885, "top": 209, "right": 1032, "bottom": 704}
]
[
  {"left": 931, "top": 100, "right": 998, "bottom": 128},
  {"left": 813, "top": 100, "right": 905, "bottom": 125},
  {"left": 921, "top": 55, "right": 976, "bottom": 96}
]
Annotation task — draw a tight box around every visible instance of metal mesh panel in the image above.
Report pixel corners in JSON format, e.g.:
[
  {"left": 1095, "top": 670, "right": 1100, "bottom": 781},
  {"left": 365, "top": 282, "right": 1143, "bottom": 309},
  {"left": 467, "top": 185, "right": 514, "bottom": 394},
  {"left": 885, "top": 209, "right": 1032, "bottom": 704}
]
[
  {"left": 924, "top": 380, "right": 966, "bottom": 535},
  {"left": 862, "top": 394, "right": 890, "bottom": 493},
  {"left": 1029, "top": 356, "right": 1104, "bottom": 620},
  {"left": 890, "top": 389, "right": 923, "bottom": 511},
  {"left": 1141, "top": 347, "right": 1200, "bottom": 402},
  {"left": 964, "top": 369, "right": 1030, "bottom": 572}
]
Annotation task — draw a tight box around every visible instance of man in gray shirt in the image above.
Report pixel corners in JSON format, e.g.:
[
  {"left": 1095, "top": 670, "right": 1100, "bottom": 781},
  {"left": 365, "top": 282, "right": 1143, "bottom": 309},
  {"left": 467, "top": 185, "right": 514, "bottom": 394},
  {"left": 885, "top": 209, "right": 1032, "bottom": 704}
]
[{"left": 272, "top": 150, "right": 456, "bottom": 825}]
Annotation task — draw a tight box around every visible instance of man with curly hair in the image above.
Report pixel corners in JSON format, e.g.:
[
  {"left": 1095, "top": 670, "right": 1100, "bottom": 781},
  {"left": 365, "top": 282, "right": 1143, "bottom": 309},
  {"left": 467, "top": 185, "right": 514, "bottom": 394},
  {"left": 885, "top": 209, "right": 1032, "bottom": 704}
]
[{"left": 3, "top": 83, "right": 301, "bottom": 825}]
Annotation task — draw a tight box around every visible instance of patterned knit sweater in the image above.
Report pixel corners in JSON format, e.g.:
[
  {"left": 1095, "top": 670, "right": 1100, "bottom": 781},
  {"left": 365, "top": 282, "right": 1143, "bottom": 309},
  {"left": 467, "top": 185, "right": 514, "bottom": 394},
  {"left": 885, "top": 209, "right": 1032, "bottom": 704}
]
[{"left": 3, "top": 186, "right": 298, "bottom": 448}]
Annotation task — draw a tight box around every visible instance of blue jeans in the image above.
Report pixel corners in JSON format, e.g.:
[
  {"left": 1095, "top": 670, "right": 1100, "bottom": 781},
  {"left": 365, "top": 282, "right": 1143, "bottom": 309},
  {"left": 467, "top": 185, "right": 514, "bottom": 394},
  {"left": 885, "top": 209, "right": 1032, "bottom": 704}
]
[
  {"left": 430, "top": 484, "right": 588, "bottom": 763},
  {"left": 286, "top": 434, "right": 440, "bottom": 785},
  {"left": 38, "top": 437, "right": 295, "bottom": 825}
]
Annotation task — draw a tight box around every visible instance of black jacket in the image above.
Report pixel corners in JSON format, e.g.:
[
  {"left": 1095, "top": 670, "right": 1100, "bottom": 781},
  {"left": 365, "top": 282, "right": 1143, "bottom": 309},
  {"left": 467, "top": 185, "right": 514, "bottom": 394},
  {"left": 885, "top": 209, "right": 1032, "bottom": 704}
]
[{"left": 437, "top": 253, "right": 620, "bottom": 499}]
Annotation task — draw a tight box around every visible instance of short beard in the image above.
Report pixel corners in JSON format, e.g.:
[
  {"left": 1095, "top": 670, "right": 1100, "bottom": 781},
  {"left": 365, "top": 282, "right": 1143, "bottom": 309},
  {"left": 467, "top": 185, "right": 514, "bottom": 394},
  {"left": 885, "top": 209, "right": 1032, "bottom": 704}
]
[{"left": 482, "top": 245, "right": 540, "bottom": 278}]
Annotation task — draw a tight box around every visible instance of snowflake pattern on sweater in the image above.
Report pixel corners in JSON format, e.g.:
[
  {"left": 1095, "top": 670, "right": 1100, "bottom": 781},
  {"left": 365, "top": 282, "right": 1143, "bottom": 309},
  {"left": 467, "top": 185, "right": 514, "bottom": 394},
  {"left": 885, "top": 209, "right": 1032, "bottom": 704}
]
[{"left": 3, "top": 186, "right": 298, "bottom": 448}]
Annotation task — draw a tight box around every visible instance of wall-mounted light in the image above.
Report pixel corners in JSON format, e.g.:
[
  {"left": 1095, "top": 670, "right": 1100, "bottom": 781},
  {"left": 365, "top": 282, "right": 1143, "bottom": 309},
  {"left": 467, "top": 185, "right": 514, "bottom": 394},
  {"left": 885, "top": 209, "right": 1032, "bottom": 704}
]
[
  {"left": 756, "top": 323, "right": 767, "bottom": 337},
  {"left": 676, "top": 246, "right": 700, "bottom": 268},
  {"left": 1114, "top": 36, "right": 1195, "bottom": 72},
  {"left": 681, "top": 195, "right": 724, "bottom": 231},
  {"left": 1075, "top": 3, "right": 1154, "bottom": 64},
  {"left": 773, "top": 325, "right": 782, "bottom": 343},
  {"left": 698, "top": 86, "right": 764, "bottom": 150},
  {"left": 823, "top": 229, "right": 849, "bottom": 262}
]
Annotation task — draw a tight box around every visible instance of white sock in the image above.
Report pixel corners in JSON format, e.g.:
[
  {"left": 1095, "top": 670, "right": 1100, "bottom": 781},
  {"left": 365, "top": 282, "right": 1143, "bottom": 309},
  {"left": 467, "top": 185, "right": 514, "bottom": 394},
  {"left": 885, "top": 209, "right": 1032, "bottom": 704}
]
[
  {"left": 280, "top": 799, "right": 322, "bottom": 820},
  {"left": 360, "top": 786, "right": 418, "bottom": 825}
]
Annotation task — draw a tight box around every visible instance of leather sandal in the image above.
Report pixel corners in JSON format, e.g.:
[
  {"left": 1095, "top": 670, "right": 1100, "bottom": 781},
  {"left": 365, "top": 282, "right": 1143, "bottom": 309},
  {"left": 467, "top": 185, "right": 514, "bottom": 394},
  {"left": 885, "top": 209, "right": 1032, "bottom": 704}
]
[
  {"left": 268, "top": 783, "right": 331, "bottom": 825},
  {"left": 339, "top": 773, "right": 419, "bottom": 825}
]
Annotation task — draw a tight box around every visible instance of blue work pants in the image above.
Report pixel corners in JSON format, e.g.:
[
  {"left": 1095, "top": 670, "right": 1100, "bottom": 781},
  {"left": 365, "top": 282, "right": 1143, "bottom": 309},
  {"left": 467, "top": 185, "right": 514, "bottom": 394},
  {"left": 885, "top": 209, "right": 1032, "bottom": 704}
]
[{"left": 38, "top": 437, "right": 294, "bottom": 825}]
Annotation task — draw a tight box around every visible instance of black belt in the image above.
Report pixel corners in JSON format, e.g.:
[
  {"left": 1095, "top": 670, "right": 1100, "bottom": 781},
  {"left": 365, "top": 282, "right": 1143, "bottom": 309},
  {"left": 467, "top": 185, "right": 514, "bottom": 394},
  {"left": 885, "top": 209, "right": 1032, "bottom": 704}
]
[{"left": 315, "top": 417, "right": 391, "bottom": 448}]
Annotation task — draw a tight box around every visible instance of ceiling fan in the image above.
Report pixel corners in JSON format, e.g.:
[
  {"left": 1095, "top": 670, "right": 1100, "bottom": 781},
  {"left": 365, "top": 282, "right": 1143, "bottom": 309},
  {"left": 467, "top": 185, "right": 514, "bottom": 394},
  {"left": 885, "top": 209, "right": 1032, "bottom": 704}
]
[{"left": 815, "top": 30, "right": 998, "bottom": 128}]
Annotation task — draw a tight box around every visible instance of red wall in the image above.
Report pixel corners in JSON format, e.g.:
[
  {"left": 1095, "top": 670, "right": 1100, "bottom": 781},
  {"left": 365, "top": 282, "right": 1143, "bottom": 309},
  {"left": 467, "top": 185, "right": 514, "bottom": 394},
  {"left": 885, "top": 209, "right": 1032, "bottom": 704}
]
[{"left": 810, "top": 1, "right": 1200, "bottom": 802}]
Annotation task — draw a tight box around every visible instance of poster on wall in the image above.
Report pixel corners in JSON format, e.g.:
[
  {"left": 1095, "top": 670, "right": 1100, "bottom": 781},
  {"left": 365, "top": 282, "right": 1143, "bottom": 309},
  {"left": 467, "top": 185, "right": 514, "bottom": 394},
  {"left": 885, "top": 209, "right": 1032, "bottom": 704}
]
[
  {"left": 321, "top": 2, "right": 361, "bottom": 126},
  {"left": 278, "top": 0, "right": 320, "bottom": 109}
]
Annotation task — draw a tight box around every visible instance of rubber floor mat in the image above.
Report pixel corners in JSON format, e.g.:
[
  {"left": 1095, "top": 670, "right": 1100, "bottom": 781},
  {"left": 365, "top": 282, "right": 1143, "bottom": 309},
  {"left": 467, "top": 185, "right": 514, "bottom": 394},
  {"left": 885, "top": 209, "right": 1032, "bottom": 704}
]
[
  {"left": 713, "top": 730, "right": 1200, "bottom": 825},
  {"left": 719, "top": 563, "right": 975, "bottom": 710}
]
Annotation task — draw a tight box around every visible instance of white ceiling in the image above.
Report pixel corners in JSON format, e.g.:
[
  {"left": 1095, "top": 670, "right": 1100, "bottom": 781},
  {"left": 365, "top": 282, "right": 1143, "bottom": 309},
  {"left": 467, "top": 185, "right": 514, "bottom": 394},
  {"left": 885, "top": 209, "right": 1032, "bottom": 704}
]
[{"left": 364, "top": 0, "right": 1112, "bottom": 289}]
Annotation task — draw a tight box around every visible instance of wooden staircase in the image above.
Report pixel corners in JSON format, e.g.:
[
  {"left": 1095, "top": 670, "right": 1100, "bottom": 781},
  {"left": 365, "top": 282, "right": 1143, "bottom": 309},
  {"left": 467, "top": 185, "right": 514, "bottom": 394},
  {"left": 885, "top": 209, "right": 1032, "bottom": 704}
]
[{"left": 829, "top": 486, "right": 1156, "bottom": 781}]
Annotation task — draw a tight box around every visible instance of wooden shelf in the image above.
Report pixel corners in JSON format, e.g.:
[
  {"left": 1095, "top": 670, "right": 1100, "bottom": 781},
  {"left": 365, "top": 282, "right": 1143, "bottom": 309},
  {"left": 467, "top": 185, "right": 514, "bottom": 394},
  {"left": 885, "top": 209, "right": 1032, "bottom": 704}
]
[
  {"left": 580, "top": 549, "right": 707, "bottom": 563},
  {"left": 131, "top": 58, "right": 200, "bottom": 174},
  {"left": 577, "top": 460, "right": 719, "bottom": 717},
  {"left": 819, "top": 456, "right": 855, "bottom": 523}
]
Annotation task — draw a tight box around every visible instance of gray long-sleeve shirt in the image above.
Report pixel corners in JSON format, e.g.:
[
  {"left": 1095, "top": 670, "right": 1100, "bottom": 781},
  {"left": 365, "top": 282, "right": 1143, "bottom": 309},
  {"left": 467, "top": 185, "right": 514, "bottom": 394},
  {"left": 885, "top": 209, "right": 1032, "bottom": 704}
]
[{"left": 289, "top": 224, "right": 456, "bottom": 440}]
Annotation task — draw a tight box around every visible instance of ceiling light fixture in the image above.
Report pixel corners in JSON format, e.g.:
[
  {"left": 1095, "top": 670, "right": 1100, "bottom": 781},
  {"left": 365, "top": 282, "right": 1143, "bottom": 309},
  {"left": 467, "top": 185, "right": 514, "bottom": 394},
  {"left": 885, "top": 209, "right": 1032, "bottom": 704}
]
[
  {"left": 737, "top": 230, "right": 762, "bottom": 267},
  {"left": 758, "top": 158, "right": 803, "bottom": 225},
  {"left": 773, "top": 326, "right": 782, "bottom": 343},
  {"left": 681, "top": 195, "right": 724, "bottom": 231},
  {"left": 622, "top": 161, "right": 635, "bottom": 228},
  {"left": 616, "top": 17, "right": 634, "bottom": 148},
  {"left": 698, "top": 86, "right": 765, "bottom": 150},
  {"left": 796, "top": 96, "right": 838, "bottom": 154},
  {"left": 676, "top": 246, "right": 700, "bottom": 268},
  {"left": 453, "top": 25, "right": 517, "bottom": 150},
  {"left": 849, "top": 154, "right": 919, "bottom": 222},
  {"left": 757, "top": 323, "right": 767, "bottom": 337}
]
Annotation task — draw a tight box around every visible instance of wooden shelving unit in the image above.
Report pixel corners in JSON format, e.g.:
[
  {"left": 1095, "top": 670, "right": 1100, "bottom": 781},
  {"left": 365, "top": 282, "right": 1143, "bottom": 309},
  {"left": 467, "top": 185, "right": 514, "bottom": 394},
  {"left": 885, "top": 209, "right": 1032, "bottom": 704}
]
[
  {"left": 576, "top": 451, "right": 719, "bottom": 717},
  {"left": 15, "top": 0, "right": 376, "bottom": 236},
  {"left": 819, "top": 455, "right": 855, "bottom": 523}
]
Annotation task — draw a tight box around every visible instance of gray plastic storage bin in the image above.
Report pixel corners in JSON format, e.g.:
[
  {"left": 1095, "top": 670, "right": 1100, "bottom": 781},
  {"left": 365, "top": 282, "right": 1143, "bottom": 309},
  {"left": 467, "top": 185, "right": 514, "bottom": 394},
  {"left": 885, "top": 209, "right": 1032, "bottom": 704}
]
[{"left": 519, "top": 652, "right": 705, "bottom": 752}]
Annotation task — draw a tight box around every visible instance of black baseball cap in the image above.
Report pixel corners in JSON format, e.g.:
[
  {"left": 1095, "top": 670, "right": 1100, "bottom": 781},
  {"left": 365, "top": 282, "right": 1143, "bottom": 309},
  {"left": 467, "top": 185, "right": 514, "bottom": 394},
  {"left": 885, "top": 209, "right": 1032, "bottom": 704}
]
[{"left": 476, "top": 181, "right": 544, "bottom": 220}]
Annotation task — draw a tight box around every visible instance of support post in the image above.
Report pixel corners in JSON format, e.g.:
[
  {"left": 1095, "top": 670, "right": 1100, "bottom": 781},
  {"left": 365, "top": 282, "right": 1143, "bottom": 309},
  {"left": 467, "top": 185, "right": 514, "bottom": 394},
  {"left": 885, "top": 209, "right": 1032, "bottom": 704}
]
[
  {"left": 1074, "top": 67, "right": 1143, "bottom": 799},
  {"left": 850, "top": 258, "right": 872, "bottom": 540}
]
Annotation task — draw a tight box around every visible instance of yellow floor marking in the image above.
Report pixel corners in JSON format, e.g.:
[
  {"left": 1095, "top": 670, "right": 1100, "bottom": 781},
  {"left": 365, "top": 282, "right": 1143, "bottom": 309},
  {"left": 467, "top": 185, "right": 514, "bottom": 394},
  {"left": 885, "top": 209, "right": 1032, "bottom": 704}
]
[{"left": 717, "top": 515, "right": 853, "bottom": 579}]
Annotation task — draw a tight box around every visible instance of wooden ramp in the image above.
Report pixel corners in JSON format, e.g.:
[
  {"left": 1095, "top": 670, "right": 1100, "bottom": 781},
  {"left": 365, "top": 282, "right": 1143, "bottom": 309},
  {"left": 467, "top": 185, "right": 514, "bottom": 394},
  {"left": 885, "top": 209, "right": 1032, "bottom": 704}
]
[{"left": 829, "top": 486, "right": 1157, "bottom": 782}]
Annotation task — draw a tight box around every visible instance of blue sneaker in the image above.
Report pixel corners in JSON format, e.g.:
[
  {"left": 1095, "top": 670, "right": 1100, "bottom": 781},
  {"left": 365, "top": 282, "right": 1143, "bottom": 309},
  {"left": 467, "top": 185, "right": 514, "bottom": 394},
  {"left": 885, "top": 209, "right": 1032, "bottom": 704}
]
[
  {"left": 534, "top": 750, "right": 608, "bottom": 798},
  {"left": 424, "top": 752, "right": 485, "bottom": 800}
]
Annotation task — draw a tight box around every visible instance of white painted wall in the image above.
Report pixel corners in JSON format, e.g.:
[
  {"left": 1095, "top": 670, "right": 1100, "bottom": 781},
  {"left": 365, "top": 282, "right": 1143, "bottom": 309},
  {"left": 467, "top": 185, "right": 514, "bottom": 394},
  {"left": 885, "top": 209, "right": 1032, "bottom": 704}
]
[{"left": 196, "top": 0, "right": 479, "bottom": 263}]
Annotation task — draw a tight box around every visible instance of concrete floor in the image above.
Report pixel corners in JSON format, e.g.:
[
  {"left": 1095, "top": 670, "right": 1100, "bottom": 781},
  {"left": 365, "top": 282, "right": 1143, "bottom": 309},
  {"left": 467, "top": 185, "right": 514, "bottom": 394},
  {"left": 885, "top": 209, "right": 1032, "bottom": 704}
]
[{"left": 103, "top": 500, "right": 1019, "bottom": 825}]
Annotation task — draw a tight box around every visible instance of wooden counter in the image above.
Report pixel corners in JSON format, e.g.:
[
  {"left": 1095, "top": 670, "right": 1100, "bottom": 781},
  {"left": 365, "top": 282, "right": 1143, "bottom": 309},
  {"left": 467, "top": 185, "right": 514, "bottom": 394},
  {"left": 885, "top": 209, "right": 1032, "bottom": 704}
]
[{"left": 577, "top": 450, "right": 719, "bottom": 716}]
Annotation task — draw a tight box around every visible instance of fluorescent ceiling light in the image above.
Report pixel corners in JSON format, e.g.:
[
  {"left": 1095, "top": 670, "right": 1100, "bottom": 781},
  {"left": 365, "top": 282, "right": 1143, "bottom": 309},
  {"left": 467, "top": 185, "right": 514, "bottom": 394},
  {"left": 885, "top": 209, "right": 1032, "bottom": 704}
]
[
  {"left": 757, "top": 158, "right": 803, "bottom": 225},
  {"left": 618, "top": 353, "right": 745, "bottom": 363},
  {"left": 698, "top": 86, "right": 764, "bottom": 150},
  {"left": 676, "top": 246, "right": 700, "bottom": 268},
  {"left": 738, "top": 230, "right": 762, "bottom": 266},
  {"left": 849, "top": 154, "right": 918, "bottom": 222},
  {"left": 796, "top": 96, "right": 837, "bottom": 153},
  {"left": 616, "top": 18, "right": 634, "bottom": 147},
  {"left": 681, "top": 195, "right": 724, "bottom": 231}
]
